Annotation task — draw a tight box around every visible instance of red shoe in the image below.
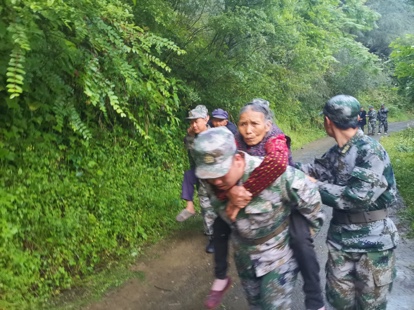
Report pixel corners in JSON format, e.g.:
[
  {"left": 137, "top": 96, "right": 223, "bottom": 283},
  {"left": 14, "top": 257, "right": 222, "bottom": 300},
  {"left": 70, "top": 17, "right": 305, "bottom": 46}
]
[{"left": 204, "top": 277, "right": 232, "bottom": 309}]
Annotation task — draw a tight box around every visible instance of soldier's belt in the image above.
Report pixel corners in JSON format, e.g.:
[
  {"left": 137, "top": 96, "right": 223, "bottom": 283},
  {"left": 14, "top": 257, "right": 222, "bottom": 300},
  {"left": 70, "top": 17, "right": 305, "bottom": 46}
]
[
  {"left": 243, "top": 218, "right": 289, "bottom": 246},
  {"left": 332, "top": 209, "right": 388, "bottom": 224}
]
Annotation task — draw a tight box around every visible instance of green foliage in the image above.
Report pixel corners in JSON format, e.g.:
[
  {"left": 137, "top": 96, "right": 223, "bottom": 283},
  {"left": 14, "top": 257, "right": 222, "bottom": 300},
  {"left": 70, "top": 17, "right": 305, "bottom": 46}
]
[
  {"left": 381, "top": 128, "right": 414, "bottom": 233},
  {"left": 0, "top": 130, "right": 186, "bottom": 309},
  {"left": 390, "top": 34, "right": 414, "bottom": 105},
  {"left": 325, "top": 43, "right": 383, "bottom": 97},
  {"left": 135, "top": 0, "right": 387, "bottom": 124},
  {"left": 0, "top": 0, "right": 184, "bottom": 140},
  {"left": 359, "top": 0, "right": 414, "bottom": 57}
]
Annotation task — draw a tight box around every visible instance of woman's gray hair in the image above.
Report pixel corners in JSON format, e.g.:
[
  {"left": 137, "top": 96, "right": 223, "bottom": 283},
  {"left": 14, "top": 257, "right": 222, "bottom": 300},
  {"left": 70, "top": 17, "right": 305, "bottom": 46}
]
[{"left": 239, "top": 98, "right": 274, "bottom": 123}]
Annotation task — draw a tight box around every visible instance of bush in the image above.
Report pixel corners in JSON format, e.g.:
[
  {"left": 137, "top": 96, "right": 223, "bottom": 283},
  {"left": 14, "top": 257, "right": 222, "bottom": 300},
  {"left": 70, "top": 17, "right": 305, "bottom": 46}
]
[
  {"left": 381, "top": 127, "right": 414, "bottom": 233},
  {"left": 0, "top": 131, "right": 186, "bottom": 309}
]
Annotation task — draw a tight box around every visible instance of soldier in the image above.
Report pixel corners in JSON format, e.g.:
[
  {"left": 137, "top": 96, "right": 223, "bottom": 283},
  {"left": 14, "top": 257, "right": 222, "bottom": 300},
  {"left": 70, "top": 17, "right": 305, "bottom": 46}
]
[
  {"left": 193, "top": 127, "right": 324, "bottom": 310},
  {"left": 367, "top": 105, "right": 377, "bottom": 135},
  {"left": 297, "top": 95, "right": 399, "bottom": 310},
  {"left": 175, "top": 105, "right": 216, "bottom": 253},
  {"left": 377, "top": 103, "right": 389, "bottom": 135}
]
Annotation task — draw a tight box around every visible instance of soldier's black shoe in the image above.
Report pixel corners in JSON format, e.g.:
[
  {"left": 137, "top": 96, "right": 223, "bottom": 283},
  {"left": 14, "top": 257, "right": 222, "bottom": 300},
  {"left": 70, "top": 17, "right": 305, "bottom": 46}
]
[{"left": 205, "top": 239, "right": 214, "bottom": 254}]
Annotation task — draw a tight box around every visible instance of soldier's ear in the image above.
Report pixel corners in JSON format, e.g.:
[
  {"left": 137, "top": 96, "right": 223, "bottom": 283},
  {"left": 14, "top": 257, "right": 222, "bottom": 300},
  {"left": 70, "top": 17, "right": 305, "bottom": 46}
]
[
  {"left": 233, "top": 153, "right": 244, "bottom": 169},
  {"left": 324, "top": 116, "right": 331, "bottom": 125}
]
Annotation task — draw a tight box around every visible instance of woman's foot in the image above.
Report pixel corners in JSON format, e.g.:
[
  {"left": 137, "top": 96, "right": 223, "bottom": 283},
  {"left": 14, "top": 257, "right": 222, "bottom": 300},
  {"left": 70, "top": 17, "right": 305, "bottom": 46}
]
[
  {"left": 175, "top": 209, "right": 195, "bottom": 222},
  {"left": 176, "top": 200, "right": 196, "bottom": 222},
  {"left": 204, "top": 277, "right": 232, "bottom": 309}
]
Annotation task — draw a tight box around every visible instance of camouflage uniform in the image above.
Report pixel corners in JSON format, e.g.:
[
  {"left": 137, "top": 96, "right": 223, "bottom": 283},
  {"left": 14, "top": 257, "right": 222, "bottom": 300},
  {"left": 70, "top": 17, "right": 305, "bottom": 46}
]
[
  {"left": 193, "top": 128, "right": 324, "bottom": 310},
  {"left": 184, "top": 105, "right": 216, "bottom": 236},
  {"left": 367, "top": 107, "right": 377, "bottom": 135},
  {"left": 298, "top": 95, "right": 399, "bottom": 310},
  {"left": 184, "top": 133, "right": 216, "bottom": 236},
  {"left": 377, "top": 106, "right": 389, "bottom": 134}
]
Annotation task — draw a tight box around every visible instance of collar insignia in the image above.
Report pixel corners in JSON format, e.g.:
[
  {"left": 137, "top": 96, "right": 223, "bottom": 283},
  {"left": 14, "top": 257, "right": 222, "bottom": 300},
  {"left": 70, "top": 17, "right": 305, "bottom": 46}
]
[{"left": 341, "top": 144, "right": 350, "bottom": 154}]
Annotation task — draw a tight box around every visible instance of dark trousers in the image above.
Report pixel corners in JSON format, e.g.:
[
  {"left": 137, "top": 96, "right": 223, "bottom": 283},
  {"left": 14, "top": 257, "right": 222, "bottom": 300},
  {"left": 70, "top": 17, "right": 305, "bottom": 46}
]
[
  {"left": 289, "top": 209, "right": 324, "bottom": 310},
  {"left": 213, "top": 216, "right": 231, "bottom": 279},
  {"left": 378, "top": 119, "right": 388, "bottom": 133},
  {"left": 212, "top": 211, "right": 324, "bottom": 310},
  {"left": 181, "top": 169, "right": 197, "bottom": 201}
]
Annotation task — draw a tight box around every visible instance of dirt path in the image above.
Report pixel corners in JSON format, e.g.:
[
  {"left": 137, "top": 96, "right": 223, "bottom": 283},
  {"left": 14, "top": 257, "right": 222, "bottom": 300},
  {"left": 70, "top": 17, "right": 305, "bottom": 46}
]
[{"left": 83, "top": 121, "right": 414, "bottom": 310}]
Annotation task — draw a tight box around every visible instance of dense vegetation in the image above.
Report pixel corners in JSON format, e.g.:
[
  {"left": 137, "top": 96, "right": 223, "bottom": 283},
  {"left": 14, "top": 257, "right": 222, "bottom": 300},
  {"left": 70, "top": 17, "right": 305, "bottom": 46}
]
[
  {"left": 382, "top": 128, "right": 414, "bottom": 232},
  {"left": 0, "top": 0, "right": 413, "bottom": 308}
]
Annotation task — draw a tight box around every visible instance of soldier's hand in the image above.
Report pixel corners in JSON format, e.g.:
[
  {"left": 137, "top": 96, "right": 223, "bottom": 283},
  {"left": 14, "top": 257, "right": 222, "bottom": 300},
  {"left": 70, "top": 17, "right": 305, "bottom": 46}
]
[
  {"left": 227, "top": 185, "right": 252, "bottom": 208},
  {"left": 306, "top": 175, "right": 317, "bottom": 183},
  {"left": 187, "top": 126, "right": 195, "bottom": 136},
  {"left": 226, "top": 202, "right": 242, "bottom": 222}
]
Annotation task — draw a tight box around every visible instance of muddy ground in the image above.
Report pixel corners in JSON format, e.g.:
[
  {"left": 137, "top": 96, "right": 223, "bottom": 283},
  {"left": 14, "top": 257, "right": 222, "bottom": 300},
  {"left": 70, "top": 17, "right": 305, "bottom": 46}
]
[{"left": 83, "top": 121, "right": 414, "bottom": 310}]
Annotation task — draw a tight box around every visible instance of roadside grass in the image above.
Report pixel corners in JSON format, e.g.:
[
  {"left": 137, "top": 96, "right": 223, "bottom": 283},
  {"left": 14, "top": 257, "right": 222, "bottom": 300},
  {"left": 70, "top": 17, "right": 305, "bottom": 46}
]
[
  {"left": 44, "top": 209, "right": 205, "bottom": 310},
  {"left": 389, "top": 110, "right": 414, "bottom": 123},
  {"left": 45, "top": 267, "right": 145, "bottom": 310},
  {"left": 277, "top": 118, "right": 326, "bottom": 151},
  {"left": 381, "top": 127, "right": 414, "bottom": 235}
]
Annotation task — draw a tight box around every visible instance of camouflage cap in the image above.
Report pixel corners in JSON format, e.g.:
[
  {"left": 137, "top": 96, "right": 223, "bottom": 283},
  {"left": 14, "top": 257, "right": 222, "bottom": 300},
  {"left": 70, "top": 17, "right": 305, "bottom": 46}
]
[
  {"left": 369, "top": 105, "right": 374, "bottom": 109},
  {"left": 193, "top": 127, "right": 236, "bottom": 179},
  {"left": 323, "top": 95, "right": 360, "bottom": 128},
  {"left": 186, "top": 105, "right": 208, "bottom": 119}
]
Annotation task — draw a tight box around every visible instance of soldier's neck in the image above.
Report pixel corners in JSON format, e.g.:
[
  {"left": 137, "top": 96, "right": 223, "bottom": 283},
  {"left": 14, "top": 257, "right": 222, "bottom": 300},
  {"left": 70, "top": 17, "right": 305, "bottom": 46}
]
[{"left": 333, "top": 127, "right": 359, "bottom": 148}]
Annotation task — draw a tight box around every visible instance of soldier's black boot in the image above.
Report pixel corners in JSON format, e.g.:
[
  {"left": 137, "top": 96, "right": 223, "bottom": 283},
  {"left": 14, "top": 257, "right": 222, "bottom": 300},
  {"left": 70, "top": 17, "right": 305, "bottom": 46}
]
[{"left": 205, "top": 236, "right": 214, "bottom": 254}]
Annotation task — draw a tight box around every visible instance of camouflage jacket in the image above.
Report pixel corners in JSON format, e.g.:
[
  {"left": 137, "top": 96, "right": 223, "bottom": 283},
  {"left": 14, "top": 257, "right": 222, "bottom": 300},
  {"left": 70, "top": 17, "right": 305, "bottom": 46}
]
[
  {"left": 207, "top": 153, "right": 323, "bottom": 277},
  {"left": 377, "top": 108, "right": 389, "bottom": 121},
  {"left": 367, "top": 109, "right": 377, "bottom": 121},
  {"left": 297, "top": 130, "right": 399, "bottom": 252}
]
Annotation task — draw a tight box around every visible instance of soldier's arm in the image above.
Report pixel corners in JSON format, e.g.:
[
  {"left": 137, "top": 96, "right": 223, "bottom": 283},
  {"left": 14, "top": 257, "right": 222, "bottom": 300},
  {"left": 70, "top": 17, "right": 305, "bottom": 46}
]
[
  {"left": 287, "top": 171, "right": 324, "bottom": 233},
  {"left": 316, "top": 150, "right": 388, "bottom": 210},
  {"left": 296, "top": 156, "right": 334, "bottom": 182}
]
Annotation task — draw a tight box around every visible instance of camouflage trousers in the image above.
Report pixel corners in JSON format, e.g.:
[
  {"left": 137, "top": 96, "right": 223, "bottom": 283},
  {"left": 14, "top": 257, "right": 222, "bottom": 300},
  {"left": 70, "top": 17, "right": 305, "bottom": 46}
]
[
  {"left": 378, "top": 119, "right": 388, "bottom": 133},
  {"left": 235, "top": 253, "right": 298, "bottom": 310},
  {"left": 326, "top": 243, "right": 395, "bottom": 310},
  {"left": 368, "top": 120, "right": 376, "bottom": 135},
  {"left": 198, "top": 180, "right": 217, "bottom": 236}
]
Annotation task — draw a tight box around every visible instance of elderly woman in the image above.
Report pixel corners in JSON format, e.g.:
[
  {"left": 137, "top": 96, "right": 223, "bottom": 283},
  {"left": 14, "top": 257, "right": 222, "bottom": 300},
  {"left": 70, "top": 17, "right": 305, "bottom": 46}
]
[{"left": 205, "top": 99, "right": 325, "bottom": 310}]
